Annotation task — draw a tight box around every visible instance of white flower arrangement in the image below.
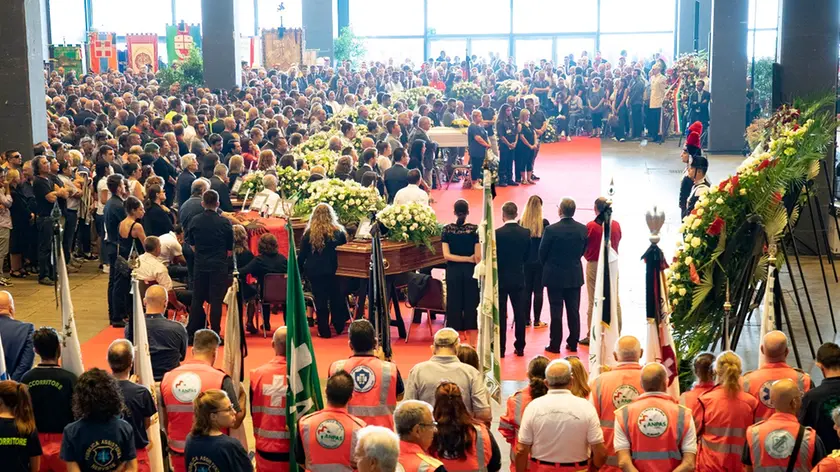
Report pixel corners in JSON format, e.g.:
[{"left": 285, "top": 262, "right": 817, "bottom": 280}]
[
  {"left": 392, "top": 86, "right": 443, "bottom": 109},
  {"left": 275, "top": 166, "right": 311, "bottom": 198},
  {"left": 451, "top": 82, "right": 482, "bottom": 102},
  {"left": 300, "top": 178, "right": 385, "bottom": 225},
  {"left": 377, "top": 203, "right": 442, "bottom": 250},
  {"left": 238, "top": 171, "right": 265, "bottom": 196},
  {"left": 496, "top": 80, "right": 525, "bottom": 102}
]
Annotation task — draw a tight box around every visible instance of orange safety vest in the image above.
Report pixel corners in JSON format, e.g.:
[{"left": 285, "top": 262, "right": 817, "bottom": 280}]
[
  {"left": 746, "top": 412, "right": 817, "bottom": 471},
  {"left": 250, "top": 357, "right": 291, "bottom": 456},
  {"left": 499, "top": 388, "right": 535, "bottom": 471},
  {"left": 615, "top": 393, "right": 690, "bottom": 472},
  {"left": 328, "top": 356, "right": 398, "bottom": 428},
  {"left": 742, "top": 363, "right": 812, "bottom": 422},
  {"left": 435, "top": 424, "right": 493, "bottom": 472},
  {"left": 590, "top": 363, "right": 643, "bottom": 471},
  {"left": 694, "top": 385, "right": 757, "bottom": 472},
  {"left": 400, "top": 440, "right": 445, "bottom": 472},
  {"left": 161, "top": 360, "right": 227, "bottom": 453},
  {"left": 813, "top": 451, "right": 840, "bottom": 471},
  {"left": 298, "top": 407, "right": 366, "bottom": 472},
  {"left": 679, "top": 381, "right": 715, "bottom": 413}
]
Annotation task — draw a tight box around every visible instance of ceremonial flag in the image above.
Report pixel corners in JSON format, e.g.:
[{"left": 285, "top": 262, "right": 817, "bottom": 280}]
[
  {"left": 223, "top": 272, "right": 249, "bottom": 448},
  {"left": 49, "top": 44, "right": 84, "bottom": 77},
  {"left": 55, "top": 229, "right": 84, "bottom": 377},
  {"left": 126, "top": 34, "right": 159, "bottom": 73},
  {"left": 87, "top": 31, "right": 117, "bottom": 74},
  {"left": 130, "top": 278, "right": 165, "bottom": 472},
  {"left": 642, "top": 229, "right": 680, "bottom": 399},
  {"left": 286, "top": 221, "right": 323, "bottom": 471},
  {"left": 588, "top": 212, "right": 620, "bottom": 381},
  {"left": 369, "top": 220, "right": 392, "bottom": 358},
  {"left": 476, "top": 168, "right": 501, "bottom": 404},
  {"left": 759, "top": 254, "right": 778, "bottom": 368},
  {"left": 0, "top": 332, "right": 8, "bottom": 380},
  {"left": 166, "top": 23, "right": 202, "bottom": 63}
]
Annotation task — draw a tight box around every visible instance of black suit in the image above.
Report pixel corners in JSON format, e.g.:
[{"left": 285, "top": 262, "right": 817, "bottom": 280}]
[
  {"left": 355, "top": 163, "right": 374, "bottom": 183},
  {"left": 496, "top": 222, "right": 531, "bottom": 355},
  {"left": 383, "top": 164, "right": 409, "bottom": 203},
  {"left": 210, "top": 176, "right": 233, "bottom": 212},
  {"left": 176, "top": 171, "right": 196, "bottom": 207},
  {"left": 538, "top": 217, "right": 587, "bottom": 350}
]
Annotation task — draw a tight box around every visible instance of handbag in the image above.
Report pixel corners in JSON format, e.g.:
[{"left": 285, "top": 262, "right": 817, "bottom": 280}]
[{"left": 113, "top": 221, "right": 138, "bottom": 278}]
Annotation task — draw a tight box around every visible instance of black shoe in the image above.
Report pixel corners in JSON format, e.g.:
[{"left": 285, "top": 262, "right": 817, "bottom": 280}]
[
  {"left": 500, "top": 352, "right": 506, "bottom": 358},
  {"left": 545, "top": 345, "right": 561, "bottom": 354},
  {"left": 497, "top": 182, "right": 508, "bottom": 187},
  {"left": 508, "top": 181, "right": 519, "bottom": 186},
  {"left": 579, "top": 337, "right": 590, "bottom": 346},
  {"left": 531, "top": 174, "right": 541, "bottom": 181},
  {"left": 246, "top": 322, "right": 258, "bottom": 335},
  {"left": 38, "top": 277, "right": 55, "bottom": 286},
  {"left": 111, "top": 321, "right": 126, "bottom": 328},
  {"left": 566, "top": 343, "right": 577, "bottom": 352},
  {"left": 514, "top": 349, "right": 525, "bottom": 357}
]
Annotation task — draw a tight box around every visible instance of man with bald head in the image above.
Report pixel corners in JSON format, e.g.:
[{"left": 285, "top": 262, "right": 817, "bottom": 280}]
[
  {"left": 108, "top": 339, "right": 157, "bottom": 471},
  {"left": 589, "top": 335, "right": 647, "bottom": 471},
  {"left": 141, "top": 285, "right": 187, "bottom": 381},
  {"left": 250, "top": 327, "right": 293, "bottom": 471},
  {"left": 744, "top": 379, "right": 825, "bottom": 471},
  {"left": 614, "top": 363, "right": 696, "bottom": 472},
  {"left": 515, "top": 359, "right": 605, "bottom": 472},
  {"left": 0, "top": 291, "right": 34, "bottom": 381},
  {"left": 742, "top": 330, "right": 814, "bottom": 422}
]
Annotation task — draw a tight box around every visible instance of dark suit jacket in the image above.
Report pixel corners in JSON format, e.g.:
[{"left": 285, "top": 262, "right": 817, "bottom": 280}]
[
  {"left": 176, "top": 171, "right": 197, "bottom": 207},
  {"left": 538, "top": 218, "right": 587, "bottom": 289},
  {"left": 496, "top": 222, "right": 531, "bottom": 290},
  {"left": 355, "top": 164, "right": 374, "bottom": 183},
  {"left": 210, "top": 176, "right": 234, "bottom": 212},
  {"left": 384, "top": 164, "right": 409, "bottom": 203},
  {"left": 241, "top": 253, "right": 288, "bottom": 289},
  {"left": 0, "top": 316, "right": 34, "bottom": 381},
  {"left": 143, "top": 203, "right": 174, "bottom": 237}
]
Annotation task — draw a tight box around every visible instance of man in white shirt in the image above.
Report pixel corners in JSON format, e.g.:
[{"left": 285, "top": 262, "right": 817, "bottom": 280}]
[
  {"left": 515, "top": 359, "right": 606, "bottom": 472},
  {"left": 158, "top": 225, "right": 188, "bottom": 283},
  {"left": 136, "top": 236, "right": 175, "bottom": 291},
  {"left": 392, "top": 170, "right": 429, "bottom": 206},
  {"left": 252, "top": 174, "right": 280, "bottom": 214},
  {"left": 647, "top": 65, "right": 668, "bottom": 143}
]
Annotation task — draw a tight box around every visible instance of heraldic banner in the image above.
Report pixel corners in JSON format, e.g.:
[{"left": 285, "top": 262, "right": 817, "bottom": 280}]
[
  {"left": 166, "top": 23, "right": 201, "bottom": 63},
  {"left": 87, "top": 31, "right": 117, "bottom": 74},
  {"left": 50, "top": 44, "right": 84, "bottom": 77},
  {"left": 126, "top": 34, "right": 159, "bottom": 72}
]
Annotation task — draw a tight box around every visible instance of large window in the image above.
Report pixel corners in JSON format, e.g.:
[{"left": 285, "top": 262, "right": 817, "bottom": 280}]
[
  {"left": 471, "top": 39, "right": 510, "bottom": 60},
  {"left": 258, "top": 0, "right": 302, "bottom": 30},
  {"left": 174, "top": 0, "right": 202, "bottom": 26},
  {"left": 599, "top": 0, "right": 675, "bottom": 33},
  {"left": 514, "top": 39, "right": 553, "bottom": 67},
  {"left": 748, "top": 29, "right": 777, "bottom": 59},
  {"left": 513, "top": 0, "right": 597, "bottom": 34},
  {"left": 50, "top": 0, "right": 86, "bottom": 44},
  {"left": 238, "top": 0, "right": 256, "bottom": 36},
  {"left": 349, "top": 0, "right": 424, "bottom": 36},
  {"left": 599, "top": 33, "right": 674, "bottom": 63},
  {"left": 363, "top": 38, "right": 424, "bottom": 66},
  {"left": 427, "top": 0, "right": 510, "bottom": 35},
  {"left": 91, "top": 0, "right": 171, "bottom": 35},
  {"left": 749, "top": 0, "right": 779, "bottom": 29},
  {"left": 429, "top": 39, "right": 467, "bottom": 60},
  {"left": 556, "top": 37, "right": 597, "bottom": 62}
]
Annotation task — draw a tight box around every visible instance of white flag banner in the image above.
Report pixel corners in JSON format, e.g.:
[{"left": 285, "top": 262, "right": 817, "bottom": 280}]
[
  {"left": 758, "top": 265, "right": 777, "bottom": 368},
  {"left": 131, "top": 279, "right": 165, "bottom": 472},
  {"left": 588, "top": 244, "right": 620, "bottom": 381},
  {"left": 56, "top": 242, "right": 84, "bottom": 376},
  {"left": 223, "top": 278, "right": 249, "bottom": 449}
]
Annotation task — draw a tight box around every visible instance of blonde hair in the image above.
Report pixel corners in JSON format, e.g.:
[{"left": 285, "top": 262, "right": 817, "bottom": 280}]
[
  {"left": 191, "top": 389, "right": 229, "bottom": 436},
  {"left": 306, "top": 203, "right": 345, "bottom": 252},
  {"left": 714, "top": 351, "right": 743, "bottom": 396},
  {"left": 233, "top": 225, "right": 248, "bottom": 254},
  {"left": 520, "top": 195, "right": 545, "bottom": 238},
  {"left": 566, "top": 357, "right": 591, "bottom": 398},
  {"left": 258, "top": 150, "right": 276, "bottom": 171},
  {"left": 229, "top": 155, "right": 244, "bottom": 174},
  {"left": 5, "top": 169, "right": 20, "bottom": 186}
]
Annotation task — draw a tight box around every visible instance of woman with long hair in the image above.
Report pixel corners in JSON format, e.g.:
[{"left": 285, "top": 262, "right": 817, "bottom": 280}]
[
  {"left": 227, "top": 155, "right": 244, "bottom": 190},
  {"left": 679, "top": 352, "right": 716, "bottom": 412},
  {"left": 184, "top": 390, "right": 252, "bottom": 471},
  {"left": 442, "top": 200, "right": 480, "bottom": 345},
  {"left": 499, "top": 356, "right": 548, "bottom": 470},
  {"left": 142, "top": 184, "right": 173, "bottom": 237},
  {"left": 241, "top": 233, "right": 288, "bottom": 332},
  {"left": 114, "top": 196, "right": 146, "bottom": 327},
  {"left": 123, "top": 162, "right": 145, "bottom": 200},
  {"left": 0, "top": 381, "right": 41, "bottom": 471},
  {"left": 62, "top": 368, "right": 137, "bottom": 471},
  {"left": 516, "top": 109, "right": 536, "bottom": 185},
  {"left": 257, "top": 150, "right": 277, "bottom": 175},
  {"left": 240, "top": 136, "right": 258, "bottom": 170},
  {"left": 694, "top": 351, "right": 758, "bottom": 471},
  {"left": 566, "top": 356, "right": 590, "bottom": 398},
  {"left": 519, "top": 196, "right": 549, "bottom": 328},
  {"left": 430, "top": 382, "right": 500, "bottom": 472},
  {"left": 299, "top": 203, "right": 350, "bottom": 338},
  {"left": 496, "top": 104, "right": 518, "bottom": 186}
]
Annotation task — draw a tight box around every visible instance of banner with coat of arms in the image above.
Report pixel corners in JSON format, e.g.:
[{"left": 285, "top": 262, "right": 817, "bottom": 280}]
[
  {"left": 166, "top": 23, "right": 201, "bottom": 63},
  {"left": 126, "top": 34, "right": 159, "bottom": 73},
  {"left": 87, "top": 31, "right": 117, "bottom": 74},
  {"left": 50, "top": 44, "right": 84, "bottom": 77}
]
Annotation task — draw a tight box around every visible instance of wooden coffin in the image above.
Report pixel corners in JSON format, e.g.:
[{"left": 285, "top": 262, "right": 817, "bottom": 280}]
[{"left": 336, "top": 237, "right": 444, "bottom": 278}]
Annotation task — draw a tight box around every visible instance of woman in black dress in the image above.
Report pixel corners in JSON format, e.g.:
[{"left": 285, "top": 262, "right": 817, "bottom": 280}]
[
  {"left": 142, "top": 184, "right": 174, "bottom": 237},
  {"left": 496, "top": 104, "right": 518, "bottom": 187},
  {"left": 114, "top": 197, "right": 146, "bottom": 328},
  {"left": 519, "top": 195, "right": 549, "bottom": 328},
  {"left": 241, "top": 233, "right": 288, "bottom": 331},
  {"left": 442, "top": 200, "right": 480, "bottom": 345},
  {"left": 516, "top": 109, "right": 537, "bottom": 185},
  {"left": 299, "top": 203, "right": 350, "bottom": 338}
]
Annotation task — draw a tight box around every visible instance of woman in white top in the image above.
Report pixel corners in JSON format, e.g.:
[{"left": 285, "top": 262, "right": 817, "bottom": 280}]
[
  {"left": 123, "top": 162, "right": 145, "bottom": 200},
  {"left": 94, "top": 161, "right": 112, "bottom": 269}
]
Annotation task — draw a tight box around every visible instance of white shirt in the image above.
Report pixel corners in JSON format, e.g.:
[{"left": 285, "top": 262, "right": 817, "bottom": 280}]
[
  {"left": 135, "top": 253, "right": 173, "bottom": 291},
  {"left": 613, "top": 392, "right": 697, "bottom": 454},
  {"left": 518, "top": 389, "right": 604, "bottom": 463},
  {"left": 157, "top": 232, "right": 183, "bottom": 265},
  {"left": 253, "top": 189, "right": 280, "bottom": 213},
  {"left": 649, "top": 74, "right": 667, "bottom": 108},
  {"left": 392, "top": 184, "right": 429, "bottom": 206},
  {"left": 96, "top": 178, "right": 110, "bottom": 215}
]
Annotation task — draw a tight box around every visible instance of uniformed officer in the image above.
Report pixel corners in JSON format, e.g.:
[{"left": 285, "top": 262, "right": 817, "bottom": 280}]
[
  {"left": 614, "top": 363, "right": 696, "bottom": 472},
  {"left": 396, "top": 400, "right": 446, "bottom": 472},
  {"left": 589, "top": 335, "right": 645, "bottom": 471},
  {"left": 328, "top": 320, "right": 404, "bottom": 428},
  {"left": 296, "top": 371, "right": 367, "bottom": 472},
  {"left": 499, "top": 356, "right": 550, "bottom": 471},
  {"left": 743, "top": 379, "right": 826, "bottom": 471},
  {"left": 161, "top": 329, "right": 246, "bottom": 472},
  {"left": 813, "top": 407, "right": 840, "bottom": 471},
  {"left": 742, "top": 331, "right": 814, "bottom": 422},
  {"left": 250, "top": 327, "right": 291, "bottom": 472}
]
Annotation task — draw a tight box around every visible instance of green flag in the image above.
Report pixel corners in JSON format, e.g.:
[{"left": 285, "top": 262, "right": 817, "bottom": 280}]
[
  {"left": 477, "top": 168, "right": 502, "bottom": 404},
  {"left": 286, "top": 221, "right": 323, "bottom": 470}
]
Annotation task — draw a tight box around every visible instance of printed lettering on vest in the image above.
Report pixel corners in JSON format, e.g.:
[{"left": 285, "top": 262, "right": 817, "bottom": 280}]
[
  {"left": 172, "top": 372, "right": 202, "bottom": 403},
  {"left": 637, "top": 407, "right": 669, "bottom": 438},
  {"left": 765, "top": 429, "right": 795, "bottom": 460},
  {"left": 612, "top": 384, "right": 640, "bottom": 409},
  {"left": 316, "top": 419, "right": 346, "bottom": 449},
  {"left": 759, "top": 381, "right": 774, "bottom": 408},
  {"left": 351, "top": 365, "right": 377, "bottom": 393}
]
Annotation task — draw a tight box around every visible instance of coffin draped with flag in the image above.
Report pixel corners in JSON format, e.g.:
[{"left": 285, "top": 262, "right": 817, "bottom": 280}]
[{"left": 477, "top": 168, "right": 501, "bottom": 404}]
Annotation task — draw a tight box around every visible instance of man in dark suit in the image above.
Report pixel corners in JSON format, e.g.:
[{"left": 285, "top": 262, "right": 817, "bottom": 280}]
[
  {"left": 687, "top": 80, "right": 711, "bottom": 146},
  {"left": 210, "top": 164, "right": 234, "bottom": 213},
  {"left": 384, "top": 148, "right": 410, "bottom": 203},
  {"left": 539, "top": 197, "right": 587, "bottom": 353},
  {"left": 176, "top": 154, "right": 199, "bottom": 207},
  {"left": 0, "top": 291, "right": 34, "bottom": 381},
  {"left": 496, "top": 202, "right": 531, "bottom": 357},
  {"left": 355, "top": 147, "right": 377, "bottom": 183}
]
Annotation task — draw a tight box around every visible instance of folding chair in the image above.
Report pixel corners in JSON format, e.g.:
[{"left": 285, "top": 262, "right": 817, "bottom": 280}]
[
  {"left": 260, "top": 273, "right": 287, "bottom": 337},
  {"left": 404, "top": 277, "right": 445, "bottom": 343}
]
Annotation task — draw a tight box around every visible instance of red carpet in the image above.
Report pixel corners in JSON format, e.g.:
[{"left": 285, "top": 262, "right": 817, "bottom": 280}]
[{"left": 81, "top": 138, "right": 602, "bottom": 380}]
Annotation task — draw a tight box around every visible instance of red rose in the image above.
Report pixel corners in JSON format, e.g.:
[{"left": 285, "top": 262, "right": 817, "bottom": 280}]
[
  {"left": 772, "top": 192, "right": 783, "bottom": 204},
  {"left": 719, "top": 177, "right": 731, "bottom": 188},
  {"left": 706, "top": 216, "right": 725, "bottom": 236},
  {"left": 691, "top": 209, "right": 698, "bottom": 216},
  {"left": 689, "top": 263, "right": 701, "bottom": 284},
  {"left": 793, "top": 124, "right": 800, "bottom": 131},
  {"left": 757, "top": 159, "right": 771, "bottom": 171}
]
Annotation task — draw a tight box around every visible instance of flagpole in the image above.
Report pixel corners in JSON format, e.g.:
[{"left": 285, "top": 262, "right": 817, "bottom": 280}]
[
  {"left": 224, "top": 224, "right": 249, "bottom": 449},
  {"left": 53, "top": 202, "right": 84, "bottom": 377},
  {"left": 477, "top": 165, "right": 501, "bottom": 404}
]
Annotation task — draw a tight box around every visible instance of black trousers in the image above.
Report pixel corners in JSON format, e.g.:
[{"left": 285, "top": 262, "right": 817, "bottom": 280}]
[
  {"left": 187, "top": 270, "right": 228, "bottom": 338},
  {"left": 104, "top": 242, "right": 121, "bottom": 323},
  {"left": 646, "top": 107, "right": 661, "bottom": 141},
  {"left": 631, "top": 104, "right": 644, "bottom": 138},
  {"left": 36, "top": 216, "right": 54, "bottom": 281},
  {"left": 499, "top": 146, "right": 515, "bottom": 184},
  {"left": 62, "top": 210, "right": 77, "bottom": 263},
  {"left": 310, "top": 273, "right": 350, "bottom": 338},
  {"left": 523, "top": 262, "right": 544, "bottom": 323},
  {"left": 499, "top": 285, "right": 527, "bottom": 355},
  {"left": 77, "top": 218, "right": 92, "bottom": 255},
  {"left": 547, "top": 286, "right": 581, "bottom": 350},
  {"left": 445, "top": 263, "right": 479, "bottom": 331}
]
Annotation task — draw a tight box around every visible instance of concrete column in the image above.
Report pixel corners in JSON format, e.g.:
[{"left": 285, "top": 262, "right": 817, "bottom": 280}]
[
  {"left": 707, "top": 0, "right": 748, "bottom": 153},
  {"left": 302, "top": 0, "right": 334, "bottom": 59},
  {"left": 201, "top": 0, "right": 241, "bottom": 90},
  {"left": 697, "top": 0, "right": 712, "bottom": 52},
  {"left": 779, "top": 0, "right": 839, "bottom": 254},
  {"left": 0, "top": 0, "right": 47, "bottom": 160},
  {"left": 336, "top": 0, "right": 349, "bottom": 34},
  {"left": 676, "top": 0, "right": 697, "bottom": 54}
]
